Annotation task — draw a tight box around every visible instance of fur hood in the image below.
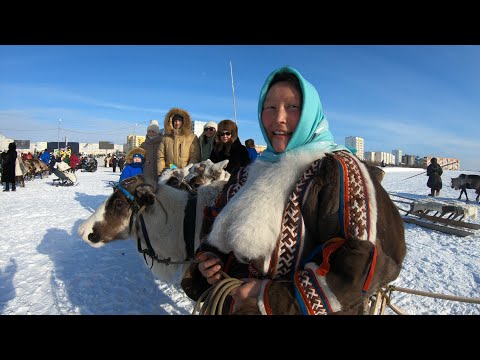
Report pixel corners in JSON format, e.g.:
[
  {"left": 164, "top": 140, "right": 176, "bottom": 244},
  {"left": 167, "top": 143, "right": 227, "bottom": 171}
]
[
  {"left": 216, "top": 119, "right": 238, "bottom": 143},
  {"left": 163, "top": 108, "right": 193, "bottom": 137},
  {"left": 125, "top": 147, "right": 147, "bottom": 164}
]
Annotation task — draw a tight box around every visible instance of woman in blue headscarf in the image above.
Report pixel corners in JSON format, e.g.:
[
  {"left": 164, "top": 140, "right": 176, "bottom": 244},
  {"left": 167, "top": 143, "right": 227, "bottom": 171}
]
[{"left": 181, "top": 67, "right": 405, "bottom": 315}]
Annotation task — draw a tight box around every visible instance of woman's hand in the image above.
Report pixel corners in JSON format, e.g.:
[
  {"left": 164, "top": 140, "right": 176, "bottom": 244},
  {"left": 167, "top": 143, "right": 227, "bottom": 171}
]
[
  {"left": 229, "top": 278, "right": 262, "bottom": 306},
  {"left": 197, "top": 252, "right": 223, "bottom": 285}
]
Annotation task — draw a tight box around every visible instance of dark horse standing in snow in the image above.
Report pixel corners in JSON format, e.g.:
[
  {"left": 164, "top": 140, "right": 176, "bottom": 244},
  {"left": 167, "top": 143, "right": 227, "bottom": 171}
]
[{"left": 451, "top": 174, "right": 480, "bottom": 202}]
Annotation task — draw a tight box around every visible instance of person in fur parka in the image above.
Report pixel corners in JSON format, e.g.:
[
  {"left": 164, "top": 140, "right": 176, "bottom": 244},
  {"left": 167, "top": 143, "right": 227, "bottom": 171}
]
[
  {"left": 209, "top": 119, "right": 250, "bottom": 174},
  {"left": 181, "top": 67, "right": 406, "bottom": 315},
  {"left": 157, "top": 107, "right": 200, "bottom": 174},
  {"left": 119, "top": 147, "right": 147, "bottom": 183}
]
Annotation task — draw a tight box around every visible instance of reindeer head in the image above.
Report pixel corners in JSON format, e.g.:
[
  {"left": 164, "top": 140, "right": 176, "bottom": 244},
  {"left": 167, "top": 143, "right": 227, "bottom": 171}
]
[
  {"left": 185, "top": 159, "right": 230, "bottom": 191},
  {"left": 79, "top": 175, "right": 157, "bottom": 247}
]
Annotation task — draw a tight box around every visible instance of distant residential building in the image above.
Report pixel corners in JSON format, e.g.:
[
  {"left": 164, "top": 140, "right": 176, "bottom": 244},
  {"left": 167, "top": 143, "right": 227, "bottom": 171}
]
[
  {"left": 192, "top": 120, "right": 207, "bottom": 138},
  {"left": 422, "top": 156, "right": 460, "bottom": 170},
  {"left": 124, "top": 135, "right": 146, "bottom": 154},
  {"left": 364, "top": 151, "right": 375, "bottom": 163},
  {"left": 392, "top": 149, "right": 402, "bottom": 165},
  {"left": 365, "top": 151, "right": 394, "bottom": 165},
  {"left": 373, "top": 152, "right": 395, "bottom": 165},
  {"left": 345, "top": 136, "right": 364, "bottom": 160},
  {"left": 402, "top": 154, "right": 417, "bottom": 166}
]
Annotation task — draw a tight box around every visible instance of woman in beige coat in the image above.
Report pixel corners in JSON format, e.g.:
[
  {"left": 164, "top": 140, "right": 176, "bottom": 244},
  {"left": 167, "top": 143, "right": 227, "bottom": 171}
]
[{"left": 157, "top": 107, "right": 200, "bottom": 174}]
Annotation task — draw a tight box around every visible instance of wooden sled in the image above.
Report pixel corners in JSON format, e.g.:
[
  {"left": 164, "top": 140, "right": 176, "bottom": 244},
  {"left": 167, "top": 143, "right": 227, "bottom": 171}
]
[{"left": 389, "top": 193, "right": 480, "bottom": 237}]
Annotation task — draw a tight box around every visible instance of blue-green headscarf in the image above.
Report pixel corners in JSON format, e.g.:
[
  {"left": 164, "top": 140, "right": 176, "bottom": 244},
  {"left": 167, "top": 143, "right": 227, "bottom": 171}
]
[{"left": 258, "top": 66, "right": 349, "bottom": 163}]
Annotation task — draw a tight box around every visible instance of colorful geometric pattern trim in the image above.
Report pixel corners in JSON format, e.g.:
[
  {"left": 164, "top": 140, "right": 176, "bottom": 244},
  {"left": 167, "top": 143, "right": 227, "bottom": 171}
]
[
  {"left": 293, "top": 269, "right": 333, "bottom": 315},
  {"left": 267, "top": 160, "right": 322, "bottom": 279},
  {"left": 226, "top": 167, "right": 249, "bottom": 201},
  {"left": 334, "top": 151, "right": 370, "bottom": 241}
]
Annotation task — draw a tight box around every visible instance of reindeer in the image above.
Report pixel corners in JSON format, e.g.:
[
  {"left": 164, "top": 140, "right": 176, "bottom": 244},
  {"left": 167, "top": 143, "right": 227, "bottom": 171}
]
[
  {"left": 78, "top": 159, "right": 230, "bottom": 284},
  {"left": 451, "top": 174, "right": 480, "bottom": 203}
]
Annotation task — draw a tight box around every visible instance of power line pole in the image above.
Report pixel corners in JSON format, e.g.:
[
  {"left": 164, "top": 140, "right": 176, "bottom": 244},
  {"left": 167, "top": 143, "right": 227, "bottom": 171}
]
[
  {"left": 230, "top": 60, "right": 237, "bottom": 125},
  {"left": 57, "top": 118, "right": 62, "bottom": 153}
]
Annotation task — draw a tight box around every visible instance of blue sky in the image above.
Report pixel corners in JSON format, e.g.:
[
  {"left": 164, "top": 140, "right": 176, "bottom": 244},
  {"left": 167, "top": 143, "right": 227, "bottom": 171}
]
[{"left": 1, "top": 45, "right": 479, "bottom": 170}]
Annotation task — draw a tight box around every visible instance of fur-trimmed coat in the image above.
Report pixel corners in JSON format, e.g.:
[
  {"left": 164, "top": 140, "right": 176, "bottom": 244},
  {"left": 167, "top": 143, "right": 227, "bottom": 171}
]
[
  {"left": 157, "top": 108, "right": 200, "bottom": 173},
  {"left": 210, "top": 120, "right": 250, "bottom": 174},
  {"left": 181, "top": 150, "right": 406, "bottom": 315},
  {"left": 210, "top": 138, "right": 250, "bottom": 174},
  {"left": 120, "top": 147, "right": 147, "bottom": 183}
]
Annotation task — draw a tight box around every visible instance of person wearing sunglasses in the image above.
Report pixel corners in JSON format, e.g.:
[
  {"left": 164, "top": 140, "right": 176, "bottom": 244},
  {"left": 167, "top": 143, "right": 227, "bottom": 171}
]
[
  {"left": 199, "top": 121, "right": 218, "bottom": 161},
  {"left": 209, "top": 119, "right": 250, "bottom": 174},
  {"left": 157, "top": 108, "right": 200, "bottom": 174},
  {"left": 181, "top": 66, "right": 406, "bottom": 315}
]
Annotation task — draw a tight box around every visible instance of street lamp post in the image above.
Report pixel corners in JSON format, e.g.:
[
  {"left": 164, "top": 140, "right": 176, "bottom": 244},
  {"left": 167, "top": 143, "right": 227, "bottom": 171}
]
[{"left": 57, "top": 118, "right": 62, "bottom": 153}]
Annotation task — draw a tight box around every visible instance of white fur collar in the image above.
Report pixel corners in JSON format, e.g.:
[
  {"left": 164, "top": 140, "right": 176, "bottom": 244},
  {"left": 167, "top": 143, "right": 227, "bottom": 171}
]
[{"left": 206, "top": 149, "right": 327, "bottom": 266}]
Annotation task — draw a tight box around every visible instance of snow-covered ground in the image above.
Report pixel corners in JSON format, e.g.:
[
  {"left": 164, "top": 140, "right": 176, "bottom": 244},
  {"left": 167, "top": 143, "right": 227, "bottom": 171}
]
[{"left": 1, "top": 164, "right": 479, "bottom": 315}]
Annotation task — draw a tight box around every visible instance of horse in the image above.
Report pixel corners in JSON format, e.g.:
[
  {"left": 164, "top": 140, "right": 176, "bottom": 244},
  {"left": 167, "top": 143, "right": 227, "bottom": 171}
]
[
  {"left": 451, "top": 174, "right": 480, "bottom": 202},
  {"left": 78, "top": 159, "right": 230, "bottom": 284}
]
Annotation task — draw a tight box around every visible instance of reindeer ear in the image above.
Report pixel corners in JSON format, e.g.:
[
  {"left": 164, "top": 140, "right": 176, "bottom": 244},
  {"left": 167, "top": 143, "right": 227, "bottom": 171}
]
[
  {"left": 135, "top": 184, "right": 156, "bottom": 206},
  {"left": 214, "top": 160, "right": 229, "bottom": 171},
  {"left": 122, "top": 175, "right": 144, "bottom": 191}
]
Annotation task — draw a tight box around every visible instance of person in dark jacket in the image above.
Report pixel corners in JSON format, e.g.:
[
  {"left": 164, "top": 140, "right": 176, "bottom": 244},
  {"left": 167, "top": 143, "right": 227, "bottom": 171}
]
[
  {"left": 209, "top": 119, "right": 250, "bottom": 174},
  {"left": 118, "top": 156, "right": 125, "bottom": 172},
  {"left": 2, "top": 142, "right": 17, "bottom": 191},
  {"left": 427, "top": 157, "right": 443, "bottom": 197},
  {"left": 141, "top": 119, "right": 163, "bottom": 182},
  {"left": 111, "top": 155, "right": 118, "bottom": 173}
]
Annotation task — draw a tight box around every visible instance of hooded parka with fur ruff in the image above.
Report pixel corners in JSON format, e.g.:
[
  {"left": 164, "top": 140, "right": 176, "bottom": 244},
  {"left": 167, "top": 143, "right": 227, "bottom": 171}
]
[{"left": 157, "top": 108, "right": 200, "bottom": 174}]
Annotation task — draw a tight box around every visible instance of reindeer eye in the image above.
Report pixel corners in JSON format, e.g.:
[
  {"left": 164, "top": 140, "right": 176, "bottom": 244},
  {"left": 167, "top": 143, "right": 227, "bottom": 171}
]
[{"left": 113, "top": 198, "right": 128, "bottom": 210}]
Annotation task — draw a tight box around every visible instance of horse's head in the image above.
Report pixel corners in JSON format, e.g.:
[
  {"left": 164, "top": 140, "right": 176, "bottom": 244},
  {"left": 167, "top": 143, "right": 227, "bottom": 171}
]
[
  {"left": 78, "top": 175, "right": 157, "bottom": 247},
  {"left": 185, "top": 159, "right": 230, "bottom": 191}
]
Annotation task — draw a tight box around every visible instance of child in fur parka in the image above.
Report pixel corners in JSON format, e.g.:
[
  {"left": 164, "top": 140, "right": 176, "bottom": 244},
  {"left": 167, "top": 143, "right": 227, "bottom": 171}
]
[{"left": 119, "top": 147, "right": 147, "bottom": 183}]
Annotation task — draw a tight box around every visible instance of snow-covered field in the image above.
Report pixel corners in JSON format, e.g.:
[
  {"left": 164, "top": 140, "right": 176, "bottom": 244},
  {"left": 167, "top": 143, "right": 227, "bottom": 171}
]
[{"left": 1, "top": 164, "right": 479, "bottom": 315}]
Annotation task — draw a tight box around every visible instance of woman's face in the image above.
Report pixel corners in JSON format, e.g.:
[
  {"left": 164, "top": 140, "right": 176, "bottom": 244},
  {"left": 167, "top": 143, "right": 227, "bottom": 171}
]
[
  {"left": 204, "top": 127, "right": 216, "bottom": 138},
  {"left": 218, "top": 130, "right": 232, "bottom": 143},
  {"left": 261, "top": 81, "right": 302, "bottom": 153}
]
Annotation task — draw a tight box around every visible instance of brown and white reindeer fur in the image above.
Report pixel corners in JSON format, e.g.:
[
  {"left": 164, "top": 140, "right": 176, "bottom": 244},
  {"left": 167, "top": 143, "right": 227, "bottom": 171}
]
[{"left": 78, "top": 159, "right": 230, "bottom": 284}]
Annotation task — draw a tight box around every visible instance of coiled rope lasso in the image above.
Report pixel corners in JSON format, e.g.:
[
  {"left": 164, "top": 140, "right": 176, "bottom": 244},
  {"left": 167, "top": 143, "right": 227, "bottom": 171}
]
[{"left": 192, "top": 271, "right": 244, "bottom": 315}]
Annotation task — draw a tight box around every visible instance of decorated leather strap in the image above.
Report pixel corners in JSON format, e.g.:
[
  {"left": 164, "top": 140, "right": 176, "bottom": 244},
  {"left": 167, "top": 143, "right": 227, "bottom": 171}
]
[
  {"left": 226, "top": 166, "right": 249, "bottom": 201},
  {"left": 334, "top": 151, "right": 370, "bottom": 241},
  {"left": 266, "top": 159, "right": 322, "bottom": 279},
  {"left": 293, "top": 268, "right": 335, "bottom": 315},
  {"left": 333, "top": 151, "right": 377, "bottom": 292}
]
